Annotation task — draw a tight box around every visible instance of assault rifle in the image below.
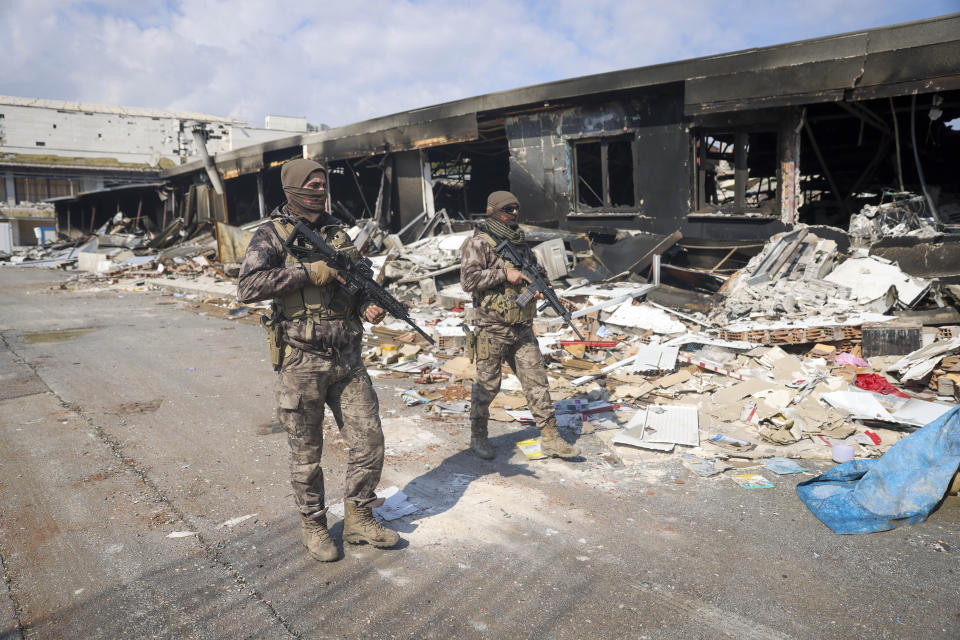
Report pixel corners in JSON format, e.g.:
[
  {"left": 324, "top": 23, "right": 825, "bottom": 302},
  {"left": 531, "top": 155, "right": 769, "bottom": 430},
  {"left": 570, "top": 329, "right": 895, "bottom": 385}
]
[
  {"left": 493, "top": 239, "right": 585, "bottom": 340},
  {"left": 282, "top": 219, "right": 436, "bottom": 346}
]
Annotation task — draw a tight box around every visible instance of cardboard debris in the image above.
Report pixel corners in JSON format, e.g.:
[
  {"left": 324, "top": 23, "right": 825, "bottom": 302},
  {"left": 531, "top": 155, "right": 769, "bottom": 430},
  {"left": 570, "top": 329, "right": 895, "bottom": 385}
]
[
  {"left": 657, "top": 370, "right": 692, "bottom": 388},
  {"left": 441, "top": 356, "right": 476, "bottom": 378}
]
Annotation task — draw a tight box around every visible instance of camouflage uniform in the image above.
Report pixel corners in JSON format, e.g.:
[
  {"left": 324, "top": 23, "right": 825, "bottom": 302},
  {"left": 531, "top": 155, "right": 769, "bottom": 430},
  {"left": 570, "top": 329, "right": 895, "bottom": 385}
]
[
  {"left": 238, "top": 207, "right": 384, "bottom": 517},
  {"left": 460, "top": 230, "right": 555, "bottom": 429}
]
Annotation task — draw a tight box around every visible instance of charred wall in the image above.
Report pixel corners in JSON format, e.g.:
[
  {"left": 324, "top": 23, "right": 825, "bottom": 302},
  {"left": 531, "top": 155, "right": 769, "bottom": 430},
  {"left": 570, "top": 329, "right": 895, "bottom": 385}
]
[{"left": 503, "top": 84, "right": 693, "bottom": 235}]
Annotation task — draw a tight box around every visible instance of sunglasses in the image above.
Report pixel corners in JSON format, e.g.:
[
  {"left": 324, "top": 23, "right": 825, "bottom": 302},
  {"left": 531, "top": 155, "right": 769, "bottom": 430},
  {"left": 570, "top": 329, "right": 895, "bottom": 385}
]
[{"left": 502, "top": 205, "right": 519, "bottom": 214}]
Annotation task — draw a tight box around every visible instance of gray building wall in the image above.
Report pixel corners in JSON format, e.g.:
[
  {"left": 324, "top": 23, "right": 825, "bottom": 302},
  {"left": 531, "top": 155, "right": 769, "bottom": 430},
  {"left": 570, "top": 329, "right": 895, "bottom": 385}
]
[{"left": 0, "top": 97, "right": 305, "bottom": 169}]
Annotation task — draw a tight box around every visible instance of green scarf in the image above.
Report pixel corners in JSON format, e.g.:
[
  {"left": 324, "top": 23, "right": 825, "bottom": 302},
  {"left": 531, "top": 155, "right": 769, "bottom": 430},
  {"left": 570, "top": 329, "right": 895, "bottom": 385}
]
[{"left": 483, "top": 218, "right": 524, "bottom": 244}]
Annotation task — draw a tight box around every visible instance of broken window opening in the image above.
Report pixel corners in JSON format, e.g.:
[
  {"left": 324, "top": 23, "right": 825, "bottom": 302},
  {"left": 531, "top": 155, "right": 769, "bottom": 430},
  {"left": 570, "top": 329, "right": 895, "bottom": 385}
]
[
  {"left": 797, "top": 92, "right": 960, "bottom": 229},
  {"left": 430, "top": 155, "right": 472, "bottom": 221},
  {"left": 692, "top": 130, "right": 778, "bottom": 217},
  {"left": 325, "top": 157, "right": 384, "bottom": 224},
  {"left": 427, "top": 126, "right": 510, "bottom": 220},
  {"left": 571, "top": 134, "right": 636, "bottom": 212}
]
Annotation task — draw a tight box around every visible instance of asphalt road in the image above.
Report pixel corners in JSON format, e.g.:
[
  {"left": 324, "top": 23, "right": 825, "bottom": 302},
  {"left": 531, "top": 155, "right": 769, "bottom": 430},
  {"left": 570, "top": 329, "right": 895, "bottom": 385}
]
[{"left": 1, "top": 267, "right": 958, "bottom": 640}]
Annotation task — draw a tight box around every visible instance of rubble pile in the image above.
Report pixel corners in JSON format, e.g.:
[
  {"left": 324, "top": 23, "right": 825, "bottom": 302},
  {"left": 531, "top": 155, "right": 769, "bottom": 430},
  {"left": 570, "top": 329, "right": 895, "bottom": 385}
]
[
  {"left": 848, "top": 194, "right": 938, "bottom": 247},
  {"left": 5, "top": 195, "right": 960, "bottom": 477},
  {"left": 711, "top": 225, "right": 933, "bottom": 325}
]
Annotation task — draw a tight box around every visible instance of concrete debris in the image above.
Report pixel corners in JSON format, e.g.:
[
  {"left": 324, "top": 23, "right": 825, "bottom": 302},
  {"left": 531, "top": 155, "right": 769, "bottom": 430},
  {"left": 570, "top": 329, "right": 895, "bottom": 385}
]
[
  {"left": 16, "top": 199, "right": 957, "bottom": 473},
  {"left": 848, "top": 194, "right": 938, "bottom": 248},
  {"left": 710, "top": 225, "right": 934, "bottom": 326}
]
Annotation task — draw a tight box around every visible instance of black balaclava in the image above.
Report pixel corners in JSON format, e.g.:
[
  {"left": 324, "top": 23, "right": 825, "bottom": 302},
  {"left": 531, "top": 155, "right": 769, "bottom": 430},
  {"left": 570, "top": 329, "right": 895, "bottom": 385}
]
[{"left": 281, "top": 158, "right": 327, "bottom": 221}]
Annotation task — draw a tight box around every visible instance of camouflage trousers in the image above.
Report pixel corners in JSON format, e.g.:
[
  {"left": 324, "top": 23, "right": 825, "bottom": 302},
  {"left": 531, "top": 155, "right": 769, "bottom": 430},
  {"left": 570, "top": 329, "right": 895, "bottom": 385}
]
[
  {"left": 470, "top": 323, "right": 554, "bottom": 429},
  {"left": 276, "top": 345, "right": 384, "bottom": 517}
]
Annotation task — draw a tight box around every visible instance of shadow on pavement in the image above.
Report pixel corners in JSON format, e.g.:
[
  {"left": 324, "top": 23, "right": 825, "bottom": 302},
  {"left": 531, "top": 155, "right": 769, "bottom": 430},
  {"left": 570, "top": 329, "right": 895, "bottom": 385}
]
[{"left": 392, "top": 425, "right": 585, "bottom": 535}]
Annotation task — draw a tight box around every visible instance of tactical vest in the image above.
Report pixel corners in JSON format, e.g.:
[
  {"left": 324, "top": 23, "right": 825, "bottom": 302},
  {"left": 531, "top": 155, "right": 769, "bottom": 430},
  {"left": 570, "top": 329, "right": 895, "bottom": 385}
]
[
  {"left": 476, "top": 232, "right": 537, "bottom": 324},
  {"left": 270, "top": 218, "right": 359, "bottom": 323}
]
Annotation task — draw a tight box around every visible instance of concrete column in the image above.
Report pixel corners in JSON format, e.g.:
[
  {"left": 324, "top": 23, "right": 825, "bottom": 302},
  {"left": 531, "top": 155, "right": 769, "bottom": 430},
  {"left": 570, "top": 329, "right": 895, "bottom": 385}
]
[
  {"left": 191, "top": 129, "right": 225, "bottom": 196},
  {"left": 256, "top": 170, "right": 266, "bottom": 219},
  {"left": 5, "top": 173, "right": 15, "bottom": 204},
  {"left": 393, "top": 150, "right": 427, "bottom": 231},
  {"left": 734, "top": 132, "right": 748, "bottom": 212},
  {"left": 420, "top": 150, "right": 435, "bottom": 218},
  {"left": 778, "top": 109, "right": 802, "bottom": 225}
]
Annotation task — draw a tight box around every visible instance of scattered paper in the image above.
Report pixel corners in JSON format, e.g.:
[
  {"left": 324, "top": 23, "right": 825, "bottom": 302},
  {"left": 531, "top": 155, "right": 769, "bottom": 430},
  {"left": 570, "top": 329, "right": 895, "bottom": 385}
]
[
  {"left": 166, "top": 531, "right": 197, "bottom": 538},
  {"left": 505, "top": 409, "right": 536, "bottom": 423},
  {"left": 729, "top": 474, "right": 774, "bottom": 489},
  {"left": 708, "top": 434, "right": 755, "bottom": 452},
  {"left": 218, "top": 514, "right": 257, "bottom": 529},
  {"left": 763, "top": 457, "right": 808, "bottom": 475},
  {"left": 326, "top": 486, "right": 419, "bottom": 521},
  {"left": 681, "top": 453, "right": 728, "bottom": 477},
  {"left": 516, "top": 438, "right": 547, "bottom": 460},
  {"left": 604, "top": 302, "right": 686, "bottom": 334},
  {"left": 374, "top": 487, "right": 419, "bottom": 521},
  {"left": 401, "top": 389, "right": 434, "bottom": 406}
]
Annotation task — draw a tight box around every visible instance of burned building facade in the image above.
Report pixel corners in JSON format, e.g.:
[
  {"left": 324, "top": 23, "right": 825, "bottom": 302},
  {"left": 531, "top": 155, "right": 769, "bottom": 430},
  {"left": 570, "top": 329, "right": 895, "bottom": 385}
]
[{"left": 158, "top": 15, "right": 960, "bottom": 254}]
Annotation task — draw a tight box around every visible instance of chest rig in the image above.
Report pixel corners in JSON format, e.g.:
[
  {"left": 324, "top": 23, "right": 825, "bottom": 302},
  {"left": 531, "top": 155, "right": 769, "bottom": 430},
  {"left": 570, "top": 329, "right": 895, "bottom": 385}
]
[
  {"left": 270, "top": 218, "right": 360, "bottom": 324},
  {"left": 475, "top": 232, "right": 537, "bottom": 324}
]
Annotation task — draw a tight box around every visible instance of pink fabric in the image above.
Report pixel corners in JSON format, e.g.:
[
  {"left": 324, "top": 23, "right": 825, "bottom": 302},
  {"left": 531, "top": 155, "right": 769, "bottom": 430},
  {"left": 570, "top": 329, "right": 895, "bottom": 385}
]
[{"left": 836, "top": 352, "right": 870, "bottom": 367}]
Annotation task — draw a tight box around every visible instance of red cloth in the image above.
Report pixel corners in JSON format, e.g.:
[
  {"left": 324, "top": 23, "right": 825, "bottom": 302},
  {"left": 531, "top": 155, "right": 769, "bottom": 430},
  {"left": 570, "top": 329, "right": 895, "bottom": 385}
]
[{"left": 855, "top": 373, "right": 909, "bottom": 398}]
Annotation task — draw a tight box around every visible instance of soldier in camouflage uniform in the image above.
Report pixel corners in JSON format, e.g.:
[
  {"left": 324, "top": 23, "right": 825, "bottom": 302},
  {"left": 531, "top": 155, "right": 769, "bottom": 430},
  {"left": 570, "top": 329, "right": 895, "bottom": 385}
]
[
  {"left": 238, "top": 158, "right": 400, "bottom": 562},
  {"left": 460, "top": 191, "right": 580, "bottom": 460}
]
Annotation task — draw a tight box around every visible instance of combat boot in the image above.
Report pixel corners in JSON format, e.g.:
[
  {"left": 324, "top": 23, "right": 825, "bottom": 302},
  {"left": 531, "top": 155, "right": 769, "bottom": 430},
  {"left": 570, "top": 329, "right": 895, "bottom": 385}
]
[
  {"left": 470, "top": 418, "right": 495, "bottom": 460},
  {"left": 343, "top": 501, "right": 400, "bottom": 548},
  {"left": 300, "top": 513, "right": 339, "bottom": 562},
  {"left": 540, "top": 417, "right": 580, "bottom": 458}
]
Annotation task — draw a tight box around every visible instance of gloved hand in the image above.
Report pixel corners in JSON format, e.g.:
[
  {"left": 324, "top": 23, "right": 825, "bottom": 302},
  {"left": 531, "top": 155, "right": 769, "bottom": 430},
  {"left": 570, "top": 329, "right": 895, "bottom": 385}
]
[
  {"left": 505, "top": 268, "right": 530, "bottom": 286},
  {"left": 306, "top": 260, "right": 338, "bottom": 286},
  {"left": 363, "top": 304, "right": 387, "bottom": 324}
]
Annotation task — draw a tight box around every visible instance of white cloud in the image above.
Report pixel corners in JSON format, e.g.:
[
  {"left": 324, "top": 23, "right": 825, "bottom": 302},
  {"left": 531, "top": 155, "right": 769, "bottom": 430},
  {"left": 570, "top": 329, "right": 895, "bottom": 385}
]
[{"left": 0, "top": 0, "right": 953, "bottom": 128}]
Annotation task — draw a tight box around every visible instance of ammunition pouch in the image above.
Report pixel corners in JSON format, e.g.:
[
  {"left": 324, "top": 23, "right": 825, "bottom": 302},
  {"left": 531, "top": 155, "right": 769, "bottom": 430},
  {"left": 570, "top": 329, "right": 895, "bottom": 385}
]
[
  {"left": 272, "top": 218, "right": 357, "bottom": 326},
  {"left": 475, "top": 330, "right": 492, "bottom": 361},
  {"left": 478, "top": 233, "right": 536, "bottom": 324},
  {"left": 479, "top": 286, "right": 536, "bottom": 324}
]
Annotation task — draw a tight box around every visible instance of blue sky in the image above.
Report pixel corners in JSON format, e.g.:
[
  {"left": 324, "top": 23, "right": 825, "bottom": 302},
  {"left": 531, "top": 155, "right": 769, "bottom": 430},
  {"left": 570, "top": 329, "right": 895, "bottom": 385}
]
[{"left": 1, "top": 1, "right": 957, "bottom": 128}]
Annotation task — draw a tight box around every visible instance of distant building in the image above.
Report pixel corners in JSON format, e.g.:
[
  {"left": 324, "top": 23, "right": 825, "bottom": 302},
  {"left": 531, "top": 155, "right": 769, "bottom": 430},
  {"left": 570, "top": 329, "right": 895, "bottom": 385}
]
[
  {"left": 0, "top": 95, "right": 309, "bottom": 243},
  {"left": 0, "top": 95, "right": 306, "bottom": 206}
]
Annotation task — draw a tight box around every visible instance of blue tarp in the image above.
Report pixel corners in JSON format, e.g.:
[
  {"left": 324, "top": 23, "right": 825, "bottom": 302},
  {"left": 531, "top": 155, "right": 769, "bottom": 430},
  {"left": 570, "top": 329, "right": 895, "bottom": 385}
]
[{"left": 796, "top": 406, "right": 960, "bottom": 534}]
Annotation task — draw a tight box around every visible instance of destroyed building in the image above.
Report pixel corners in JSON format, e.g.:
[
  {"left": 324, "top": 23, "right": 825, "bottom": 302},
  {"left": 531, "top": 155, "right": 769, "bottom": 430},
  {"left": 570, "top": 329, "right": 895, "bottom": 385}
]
[
  {"left": 5, "top": 13, "right": 960, "bottom": 538},
  {"left": 140, "top": 14, "right": 960, "bottom": 259}
]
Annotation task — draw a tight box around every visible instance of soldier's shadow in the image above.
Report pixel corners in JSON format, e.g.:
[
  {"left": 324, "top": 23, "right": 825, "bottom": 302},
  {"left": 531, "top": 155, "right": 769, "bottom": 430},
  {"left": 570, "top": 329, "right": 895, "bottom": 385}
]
[{"left": 389, "top": 427, "right": 583, "bottom": 535}]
